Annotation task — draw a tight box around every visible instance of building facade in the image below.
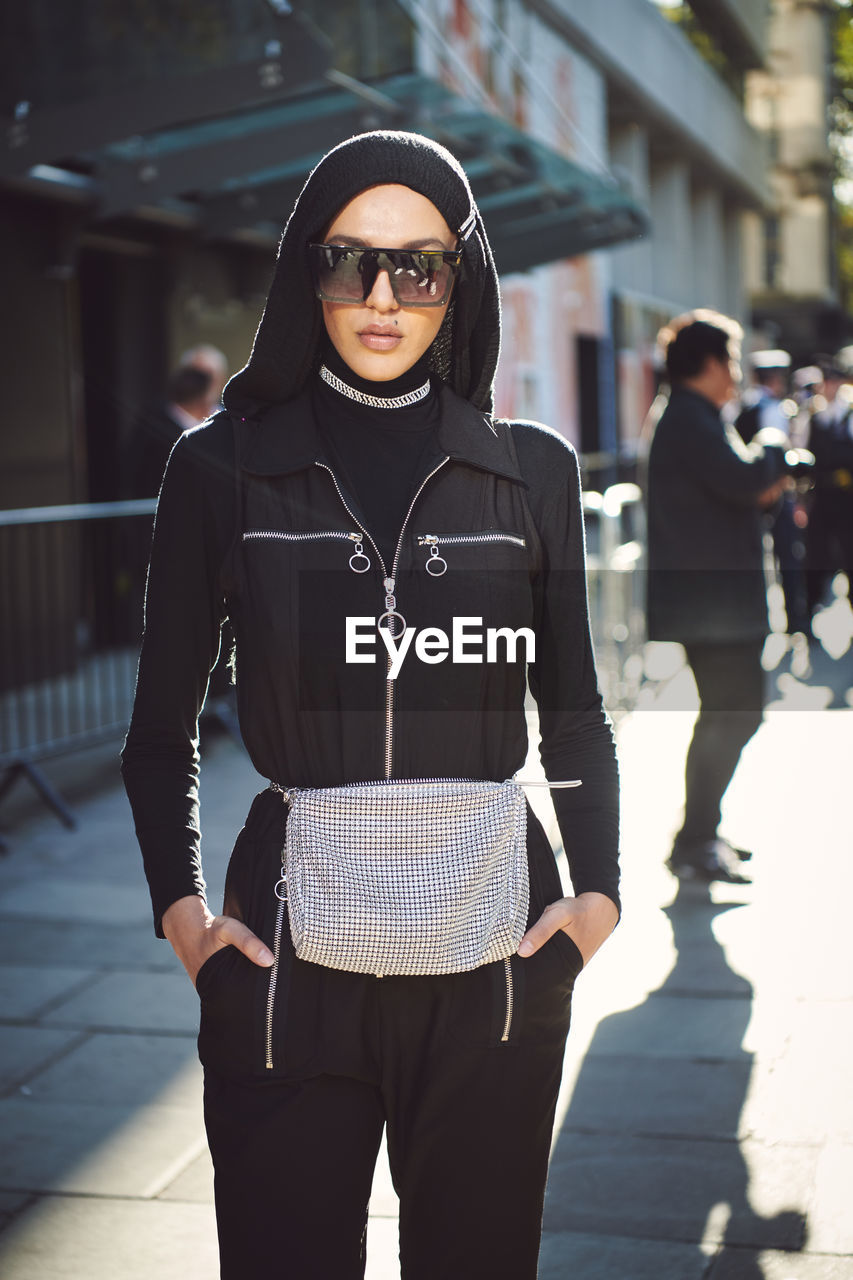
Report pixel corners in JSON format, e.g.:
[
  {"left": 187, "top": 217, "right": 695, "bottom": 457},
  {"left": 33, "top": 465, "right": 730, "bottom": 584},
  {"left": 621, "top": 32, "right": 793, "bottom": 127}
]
[
  {"left": 1, "top": 0, "right": 841, "bottom": 501},
  {"left": 743, "top": 0, "right": 841, "bottom": 361}
]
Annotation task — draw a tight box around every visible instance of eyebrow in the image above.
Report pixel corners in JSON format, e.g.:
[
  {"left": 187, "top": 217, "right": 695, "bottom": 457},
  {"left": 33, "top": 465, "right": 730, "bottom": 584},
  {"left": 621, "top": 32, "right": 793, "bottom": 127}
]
[{"left": 324, "top": 235, "right": 454, "bottom": 251}]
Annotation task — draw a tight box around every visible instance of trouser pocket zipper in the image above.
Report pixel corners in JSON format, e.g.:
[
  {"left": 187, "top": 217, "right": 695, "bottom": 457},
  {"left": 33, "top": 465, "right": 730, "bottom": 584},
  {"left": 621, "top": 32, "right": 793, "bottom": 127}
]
[
  {"left": 264, "top": 868, "right": 289, "bottom": 1070},
  {"left": 500, "top": 956, "right": 515, "bottom": 1043}
]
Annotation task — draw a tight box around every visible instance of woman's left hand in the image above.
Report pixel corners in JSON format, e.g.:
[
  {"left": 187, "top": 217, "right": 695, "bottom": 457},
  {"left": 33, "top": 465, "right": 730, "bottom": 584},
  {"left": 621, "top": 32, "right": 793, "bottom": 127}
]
[{"left": 517, "top": 891, "right": 619, "bottom": 967}]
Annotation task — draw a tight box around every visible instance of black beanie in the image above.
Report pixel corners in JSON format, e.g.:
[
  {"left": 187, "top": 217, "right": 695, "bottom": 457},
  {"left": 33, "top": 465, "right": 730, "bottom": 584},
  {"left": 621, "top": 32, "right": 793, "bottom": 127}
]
[{"left": 222, "top": 130, "right": 501, "bottom": 414}]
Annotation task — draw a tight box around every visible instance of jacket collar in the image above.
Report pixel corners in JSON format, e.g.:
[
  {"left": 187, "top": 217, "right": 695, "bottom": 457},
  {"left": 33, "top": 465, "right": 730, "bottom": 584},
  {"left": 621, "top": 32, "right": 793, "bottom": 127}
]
[{"left": 238, "top": 382, "right": 525, "bottom": 485}]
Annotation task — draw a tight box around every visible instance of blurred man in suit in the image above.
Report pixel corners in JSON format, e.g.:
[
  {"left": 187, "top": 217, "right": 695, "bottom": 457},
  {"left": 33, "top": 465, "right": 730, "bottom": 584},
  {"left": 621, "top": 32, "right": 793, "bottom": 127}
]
[{"left": 646, "top": 312, "right": 788, "bottom": 883}]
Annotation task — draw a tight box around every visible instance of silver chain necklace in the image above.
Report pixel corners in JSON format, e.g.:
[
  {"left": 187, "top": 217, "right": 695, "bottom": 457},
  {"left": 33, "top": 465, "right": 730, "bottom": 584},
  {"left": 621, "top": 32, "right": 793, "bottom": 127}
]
[{"left": 320, "top": 364, "right": 431, "bottom": 410}]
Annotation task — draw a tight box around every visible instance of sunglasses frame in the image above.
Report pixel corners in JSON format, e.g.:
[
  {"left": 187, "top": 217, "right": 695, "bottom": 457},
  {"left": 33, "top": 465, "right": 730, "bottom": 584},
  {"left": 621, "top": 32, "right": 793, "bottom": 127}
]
[{"left": 308, "top": 243, "right": 463, "bottom": 308}]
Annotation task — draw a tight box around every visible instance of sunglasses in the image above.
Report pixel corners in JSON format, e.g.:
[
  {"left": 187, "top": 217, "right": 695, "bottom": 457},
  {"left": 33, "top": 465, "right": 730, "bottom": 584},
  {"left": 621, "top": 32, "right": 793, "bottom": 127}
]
[{"left": 308, "top": 243, "right": 463, "bottom": 307}]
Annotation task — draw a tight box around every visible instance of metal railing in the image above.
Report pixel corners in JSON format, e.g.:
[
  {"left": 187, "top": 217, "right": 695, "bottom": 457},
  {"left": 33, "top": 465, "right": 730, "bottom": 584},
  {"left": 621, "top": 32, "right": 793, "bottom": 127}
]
[
  {"left": 0, "top": 499, "right": 156, "bottom": 829},
  {"left": 582, "top": 482, "right": 646, "bottom": 716}
]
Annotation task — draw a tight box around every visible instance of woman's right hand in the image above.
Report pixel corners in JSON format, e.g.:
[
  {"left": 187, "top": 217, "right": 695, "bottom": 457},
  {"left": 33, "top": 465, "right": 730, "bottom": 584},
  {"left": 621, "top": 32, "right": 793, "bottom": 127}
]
[{"left": 162, "top": 894, "right": 275, "bottom": 988}]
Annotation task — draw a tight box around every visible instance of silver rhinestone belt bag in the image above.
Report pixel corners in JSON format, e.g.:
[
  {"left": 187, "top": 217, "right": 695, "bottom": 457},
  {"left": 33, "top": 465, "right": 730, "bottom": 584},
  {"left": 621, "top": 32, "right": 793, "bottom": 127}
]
[{"left": 272, "top": 776, "right": 580, "bottom": 977}]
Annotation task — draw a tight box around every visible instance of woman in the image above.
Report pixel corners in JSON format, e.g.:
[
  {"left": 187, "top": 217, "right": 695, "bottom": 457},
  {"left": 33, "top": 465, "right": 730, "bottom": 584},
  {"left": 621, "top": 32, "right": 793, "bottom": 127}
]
[{"left": 122, "top": 129, "right": 619, "bottom": 1279}]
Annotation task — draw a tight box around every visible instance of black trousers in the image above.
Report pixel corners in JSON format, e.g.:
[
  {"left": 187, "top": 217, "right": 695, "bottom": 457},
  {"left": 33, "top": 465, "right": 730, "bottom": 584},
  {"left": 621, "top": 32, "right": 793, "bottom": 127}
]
[
  {"left": 675, "top": 640, "right": 765, "bottom": 849},
  {"left": 200, "top": 800, "right": 583, "bottom": 1279},
  {"left": 806, "top": 488, "right": 853, "bottom": 615}
]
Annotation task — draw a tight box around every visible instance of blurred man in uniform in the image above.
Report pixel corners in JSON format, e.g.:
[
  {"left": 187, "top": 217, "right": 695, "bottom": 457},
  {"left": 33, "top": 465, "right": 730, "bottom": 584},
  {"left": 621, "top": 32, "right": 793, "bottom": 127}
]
[
  {"left": 736, "top": 350, "right": 809, "bottom": 636},
  {"left": 646, "top": 311, "right": 788, "bottom": 883},
  {"left": 805, "top": 359, "right": 853, "bottom": 623}
]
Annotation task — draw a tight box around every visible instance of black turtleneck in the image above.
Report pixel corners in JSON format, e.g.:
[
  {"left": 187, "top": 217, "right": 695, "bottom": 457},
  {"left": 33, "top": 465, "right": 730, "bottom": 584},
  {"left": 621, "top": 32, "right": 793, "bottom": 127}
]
[{"left": 312, "top": 345, "right": 443, "bottom": 570}]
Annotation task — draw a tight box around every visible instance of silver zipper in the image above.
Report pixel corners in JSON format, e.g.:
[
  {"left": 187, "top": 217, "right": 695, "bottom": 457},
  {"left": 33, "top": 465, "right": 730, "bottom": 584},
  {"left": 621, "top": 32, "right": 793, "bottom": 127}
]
[
  {"left": 243, "top": 530, "right": 363, "bottom": 542},
  {"left": 316, "top": 458, "right": 449, "bottom": 779},
  {"left": 243, "top": 529, "right": 370, "bottom": 572},
  {"left": 418, "top": 531, "right": 525, "bottom": 575},
  {"left": 264, "top": 890, "right": 288, "bottom": 1070},
  {"left": 264, "top": 461, "right": 453, "bottom": 1064},
  {"left": 417, "top": 532, "right": 526, "bottom": 547},
  {"left": 500, "top": 956, "right": 514, "bottom": 1043}
]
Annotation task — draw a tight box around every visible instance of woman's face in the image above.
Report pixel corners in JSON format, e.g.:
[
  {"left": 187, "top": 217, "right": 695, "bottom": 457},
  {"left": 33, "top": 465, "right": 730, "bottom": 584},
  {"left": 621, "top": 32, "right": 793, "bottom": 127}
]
[{"left": 320, "top": 184, "right": 456, "bottom": 382}]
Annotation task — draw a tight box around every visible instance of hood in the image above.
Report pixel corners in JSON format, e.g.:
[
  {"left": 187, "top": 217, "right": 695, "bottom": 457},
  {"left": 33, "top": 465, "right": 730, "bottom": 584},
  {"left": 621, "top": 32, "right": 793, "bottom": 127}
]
[{"left": 222, "top": 129, "right": 501, "bottom": 415}]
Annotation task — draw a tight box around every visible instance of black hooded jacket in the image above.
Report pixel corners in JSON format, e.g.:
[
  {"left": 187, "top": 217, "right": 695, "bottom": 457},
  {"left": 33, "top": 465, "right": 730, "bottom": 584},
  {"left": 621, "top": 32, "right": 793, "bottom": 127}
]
[{"left": 121, "top": 131, "right": 619, "bottom": 936}]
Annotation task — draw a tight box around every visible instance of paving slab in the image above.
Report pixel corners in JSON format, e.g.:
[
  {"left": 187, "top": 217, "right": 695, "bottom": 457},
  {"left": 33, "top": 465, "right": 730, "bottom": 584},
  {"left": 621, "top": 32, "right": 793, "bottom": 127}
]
[
  {"left": 369, "top": 1137, "right": 400, "bottom": 1218},
  {"left": 0, "top": 1195, "right": 220, "bottom": 1279},
  {"left": 563, "top": 1054, "right": 754, "bottom": 1139},
  {"left": 0, "top": 1097, "right": 205, "bottom": 1196},
  {"left": 711, "top": 902, "right": 853, "bottom": 1005},
  {"left": 538, "top": 1230, "right": 714, "bottom": 1280},
  {"left": 653, "top": 939, "right": 755, "bottom": 999},
  {"left": 157, "top": 1148, "right": 215, "bottom": 1203},
  {"left": 40, "top": 969, "right": 199, "bottom": 1034},
  {"left": 544, "top": 1133, "right": 813, "bottom": 1250},
  {"left": 742, "top": 1044, "right": 853, "bottom": 1144},
  {"left": 0, "top": 964, "right": 98, "bottom": 1019},
  {"left": 807, "top": 1144, "right": 853, "bottom": 1254},
  {"left": 0, "top": 1192, "right": 31, "bottom": 1230},
  {"left": 0, "top": 878, "right": 150, "bottom": 925},
  {"left": 0, "top": 1025, "right": 81, "bottom": 1092},
  {"left": 365, "top": 1216, "right": 401, "bottom": 1280},
  {"left": 585, "top": 992, "right": 757, "bottom": 1061},
  {"left": 0, "top": 918, "right": 167, "bottom": 970},
  {"left": 26, "top": 1032, "right": 201, "bottom": 1109},
  {"left": 710, "top": 1251, "right": 853, "bottom": 1280},
  {"left": 785, "top": 1001, "right": 853, "bottom": 1069}
]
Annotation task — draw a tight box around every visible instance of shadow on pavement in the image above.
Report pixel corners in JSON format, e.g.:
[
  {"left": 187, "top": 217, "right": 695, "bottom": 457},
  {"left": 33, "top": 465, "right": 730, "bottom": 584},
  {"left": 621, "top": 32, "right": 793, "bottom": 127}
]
[{"left": 541, "top": 880, "right": 808, "bottom": 1279}]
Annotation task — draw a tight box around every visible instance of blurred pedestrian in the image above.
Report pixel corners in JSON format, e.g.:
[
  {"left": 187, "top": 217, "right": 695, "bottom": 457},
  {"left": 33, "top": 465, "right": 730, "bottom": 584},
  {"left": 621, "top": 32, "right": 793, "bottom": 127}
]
[
  {"left": 646, "top": 311, "right": 788, "bottom": 883},
  {"left": 804, "top": 359, "right": 853, "bottom": 623},
  {"left": 126, "top": 364, "right": 214, "bottom": 501},
  {"left": 179, "top": 343, "right": 229, "bottom": 417},
  {"left": 736, "top": 349, "right": 809, "bottom": 636}
]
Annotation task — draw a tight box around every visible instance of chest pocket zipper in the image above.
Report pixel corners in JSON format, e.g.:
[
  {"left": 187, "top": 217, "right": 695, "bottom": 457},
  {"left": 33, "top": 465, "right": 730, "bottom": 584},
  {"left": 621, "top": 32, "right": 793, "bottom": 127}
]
[
  {"left": 243, "top": 529, "right": 371, "bottom": 573},
  {"left": 417, "top": 532, "right": 526, "bottom": 577}
]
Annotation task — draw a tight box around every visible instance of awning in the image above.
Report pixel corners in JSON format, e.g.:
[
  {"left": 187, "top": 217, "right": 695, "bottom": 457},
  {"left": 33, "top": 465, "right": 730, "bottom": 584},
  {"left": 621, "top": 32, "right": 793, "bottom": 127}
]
[{"left": 3, "top": 62, "right": 649, "bottom": 271}]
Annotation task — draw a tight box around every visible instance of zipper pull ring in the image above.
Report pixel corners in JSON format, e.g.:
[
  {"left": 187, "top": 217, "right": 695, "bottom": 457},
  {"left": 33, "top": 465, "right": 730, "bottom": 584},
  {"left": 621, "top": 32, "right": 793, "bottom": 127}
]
[
  {"left": 378, "top": 577, "right": 407, "bottom": 638},
  {"left": 348, "top": 532, "right": 371, "bottom": 574},
  {"left": 419, "top": 534, "right": 448, "bottom": 576}
]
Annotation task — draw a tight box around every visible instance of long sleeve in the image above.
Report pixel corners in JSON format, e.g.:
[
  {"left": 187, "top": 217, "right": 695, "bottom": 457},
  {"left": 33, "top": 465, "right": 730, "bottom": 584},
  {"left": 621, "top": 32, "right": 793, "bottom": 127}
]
[
  {"left": 121, "top": 415, "right": 235, "bottom": 936},
  {"left": 672, "top": 394, "right": 785, "bottom": 507},
  {"left": 515, "top": 423, "right": 620, "bottom": 914}
]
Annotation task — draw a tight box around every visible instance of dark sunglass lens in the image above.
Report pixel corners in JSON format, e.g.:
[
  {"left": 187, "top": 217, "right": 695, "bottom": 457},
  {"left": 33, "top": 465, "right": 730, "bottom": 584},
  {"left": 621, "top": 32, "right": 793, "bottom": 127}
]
[
  {"left": 313, "top": 246, "right": 363, "bottom": 301},
  {"left": 387, "top": 251, "right": 452, "bottom": 303}
]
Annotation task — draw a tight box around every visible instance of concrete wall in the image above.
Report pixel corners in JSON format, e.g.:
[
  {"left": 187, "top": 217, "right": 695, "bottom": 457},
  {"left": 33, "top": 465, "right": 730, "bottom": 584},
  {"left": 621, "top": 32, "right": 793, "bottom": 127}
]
[
  {"left": 530, "top": 0, "right": 769, "bottom": 204},
  {"left": 744, "top": 0, "right": 835, "bottom": 308},
  {"left": 690, "top": 0, "right": 770, "bottom": 69}
]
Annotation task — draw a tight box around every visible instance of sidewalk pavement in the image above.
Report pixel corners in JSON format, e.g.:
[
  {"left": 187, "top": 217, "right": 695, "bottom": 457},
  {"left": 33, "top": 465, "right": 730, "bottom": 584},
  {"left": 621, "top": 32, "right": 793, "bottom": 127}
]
[{"left": 0, "top": 640, "right": 851, "bottom": 1279}]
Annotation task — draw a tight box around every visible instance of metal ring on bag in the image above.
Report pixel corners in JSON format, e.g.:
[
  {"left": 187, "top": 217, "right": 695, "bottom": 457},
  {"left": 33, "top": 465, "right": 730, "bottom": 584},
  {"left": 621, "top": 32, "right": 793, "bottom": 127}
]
[
  {"left": 274, "top": 876, "right": 288, "bottom": 902},
  {"left": 425, "top": 554, "right": 447, "bottom": 576},
  {"left": 377, "top": 609, "right": 407, "bottom": 637}
]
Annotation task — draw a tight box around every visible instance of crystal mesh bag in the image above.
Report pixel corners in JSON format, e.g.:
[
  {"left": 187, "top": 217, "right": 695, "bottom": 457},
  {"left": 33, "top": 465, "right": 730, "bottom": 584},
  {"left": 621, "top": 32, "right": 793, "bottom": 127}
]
[{"left": 277, "top": 777, "right": 529, "bottom": 976}]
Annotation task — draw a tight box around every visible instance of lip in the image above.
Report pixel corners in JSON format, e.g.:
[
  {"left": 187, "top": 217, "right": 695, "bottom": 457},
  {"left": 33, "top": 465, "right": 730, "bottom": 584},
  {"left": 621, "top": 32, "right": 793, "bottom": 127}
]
[{"left": 357, "top": 325, "right": 402, "bottom": 352}]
